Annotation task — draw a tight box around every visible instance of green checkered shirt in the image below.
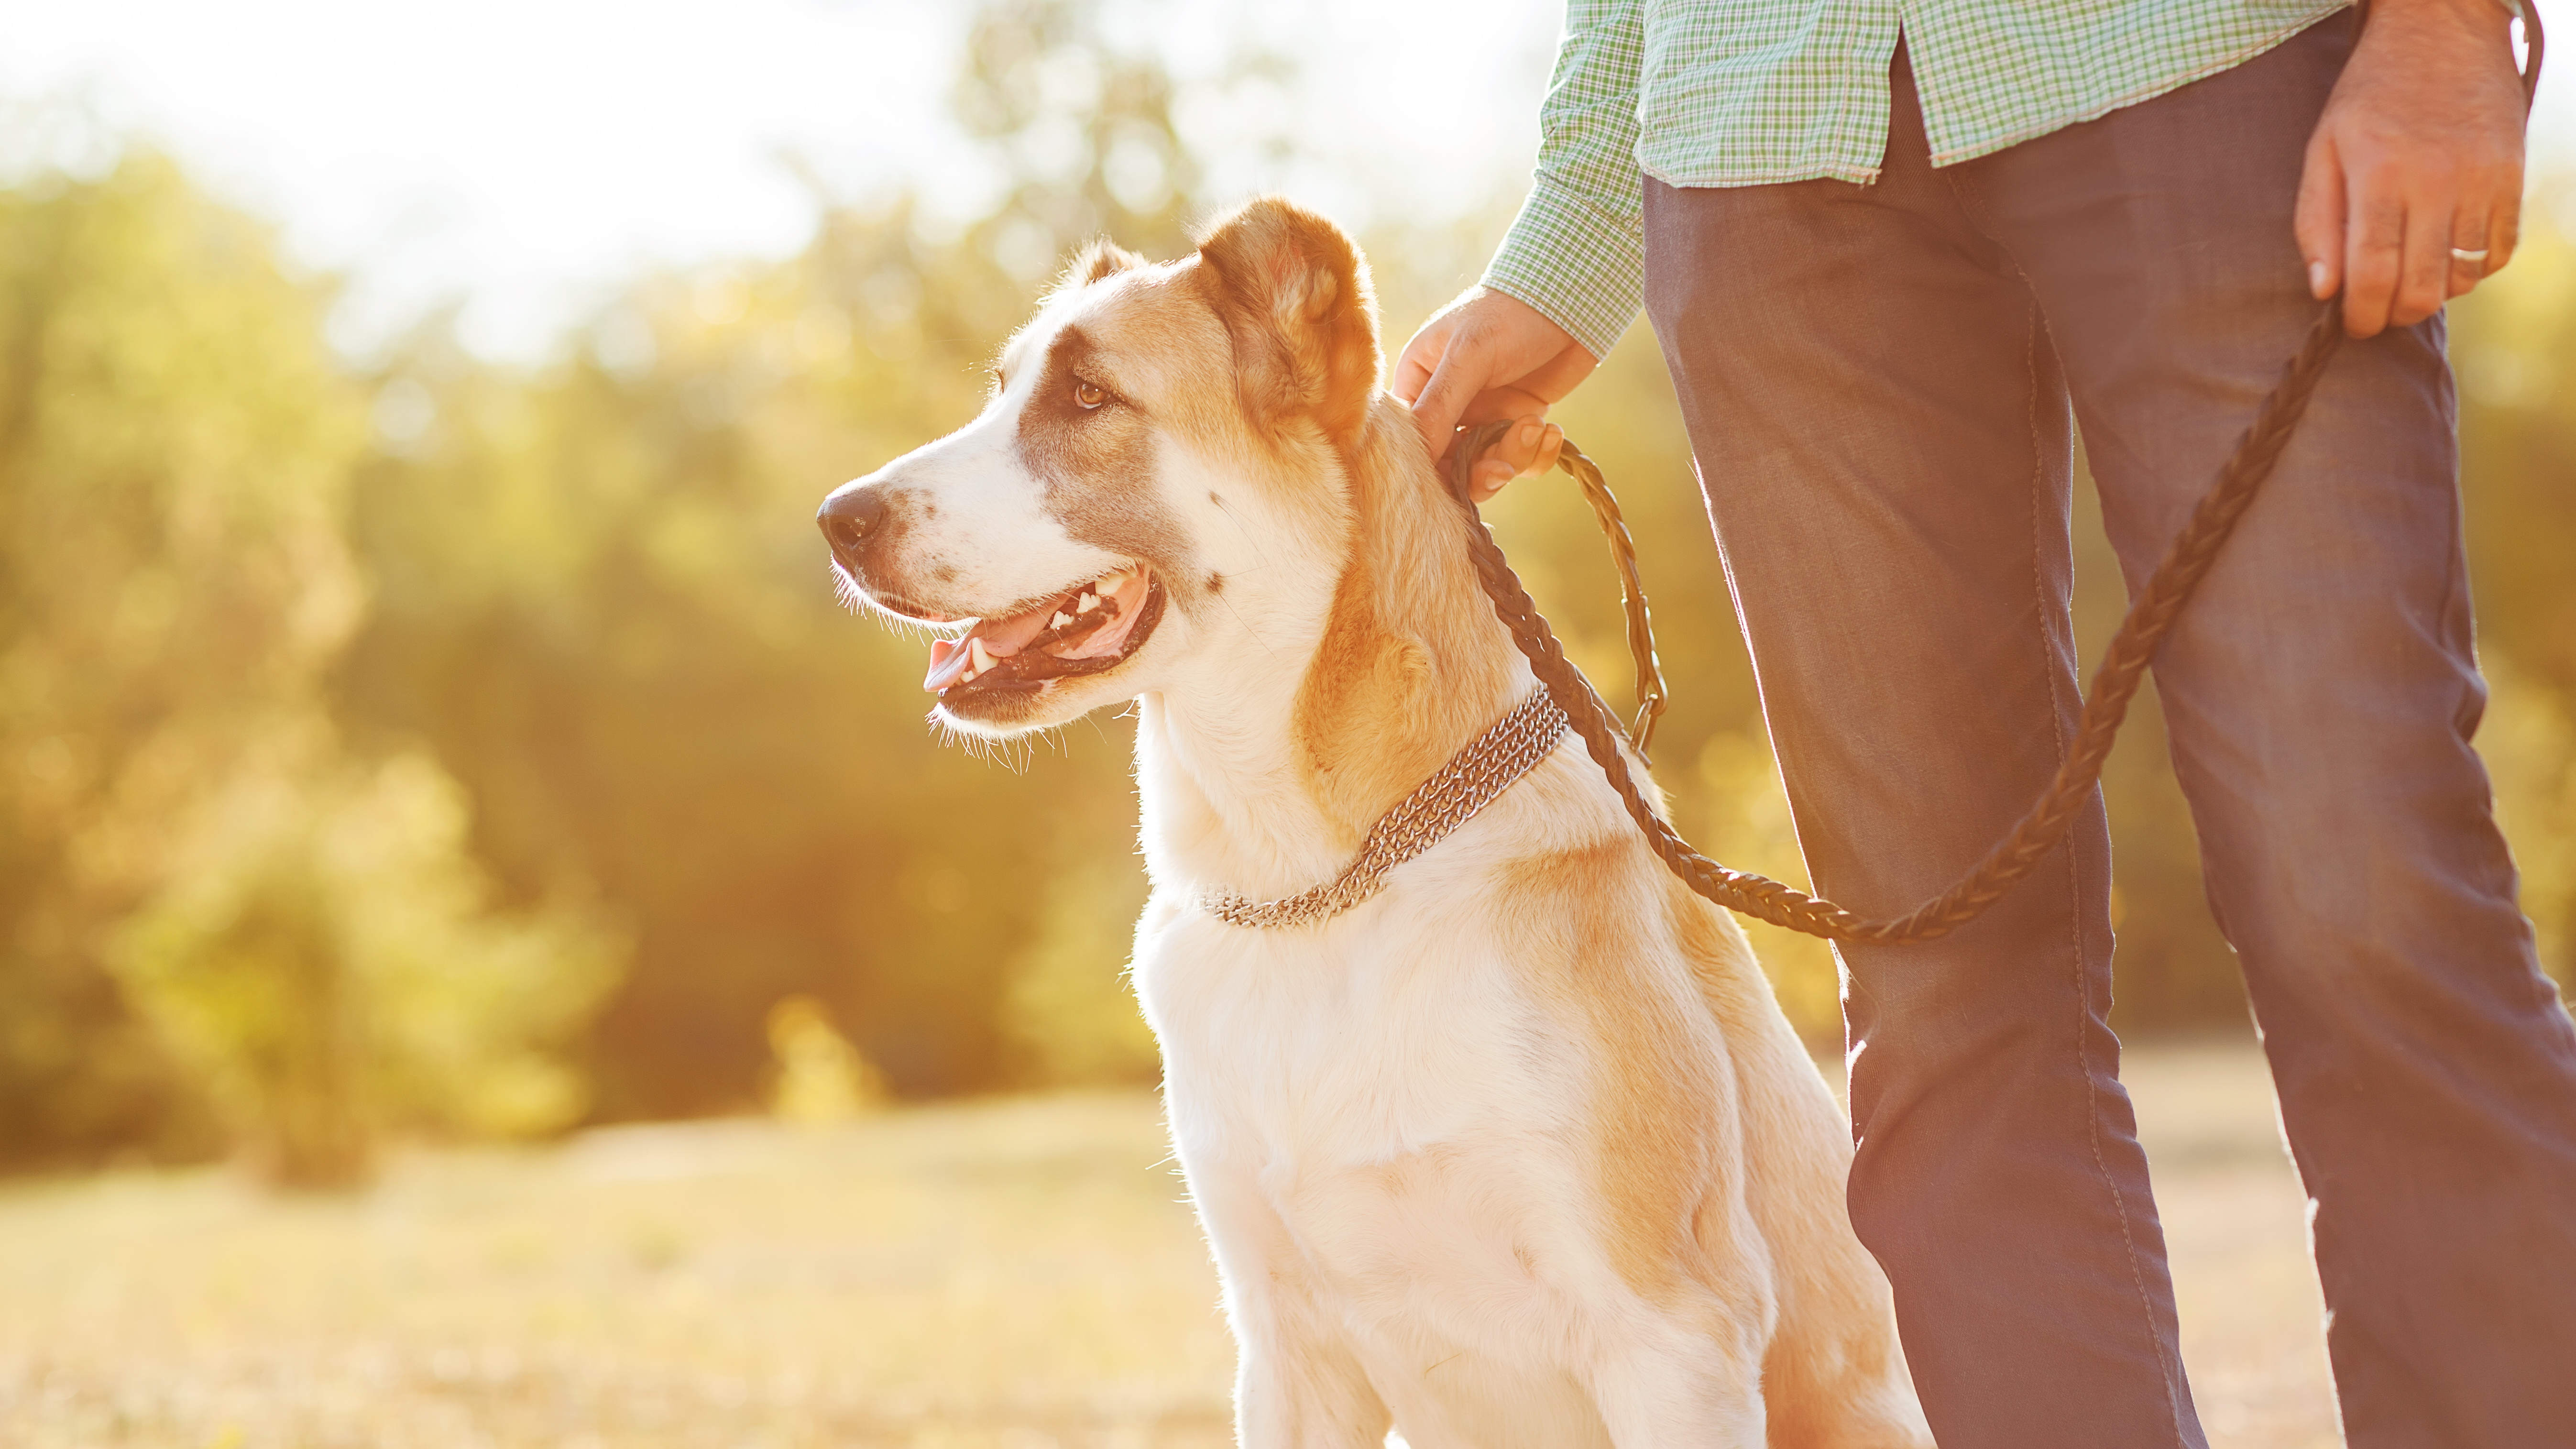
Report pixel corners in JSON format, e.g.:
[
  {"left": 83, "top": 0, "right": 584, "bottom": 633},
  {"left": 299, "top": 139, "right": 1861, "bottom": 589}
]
[{"left": 1486, "top": 0, "right": 2351, "bottom": 359}]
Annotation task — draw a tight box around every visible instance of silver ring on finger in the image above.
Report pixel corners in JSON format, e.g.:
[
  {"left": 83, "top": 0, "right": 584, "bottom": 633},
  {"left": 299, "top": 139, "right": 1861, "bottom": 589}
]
[{"left": 2451, "top": 246, "right": 2491, "bottom": 265}]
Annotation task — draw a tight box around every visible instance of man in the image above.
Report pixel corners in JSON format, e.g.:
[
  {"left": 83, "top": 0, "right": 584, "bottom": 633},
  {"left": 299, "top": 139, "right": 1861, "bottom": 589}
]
[{"left": 1393, "top": 0, "right": 2576, "bottom": 1443}]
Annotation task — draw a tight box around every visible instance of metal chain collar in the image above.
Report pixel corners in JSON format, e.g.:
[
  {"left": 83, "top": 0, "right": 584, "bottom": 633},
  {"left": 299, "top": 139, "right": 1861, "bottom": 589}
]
[{"left": 1200, "top": 688, "right": 1570, "bottom": 929}]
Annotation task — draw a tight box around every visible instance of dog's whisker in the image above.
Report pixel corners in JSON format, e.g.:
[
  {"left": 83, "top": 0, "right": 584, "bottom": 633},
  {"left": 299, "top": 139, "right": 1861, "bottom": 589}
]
[{"left": 1214, "top": 592, "right": 1281, "bottom": 661}]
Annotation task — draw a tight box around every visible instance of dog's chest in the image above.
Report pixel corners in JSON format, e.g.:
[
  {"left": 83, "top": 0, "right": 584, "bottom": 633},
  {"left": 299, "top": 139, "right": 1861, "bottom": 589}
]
[
  {"left": 1137, "top": 888, "right": 1575, "bottom": 1164},
  {"left": 1133, "top": 887, "right": 1630, "bottom": 1445},
  {"left": 1136, "top": 885, "right": 1605, "bottom": 1305}
]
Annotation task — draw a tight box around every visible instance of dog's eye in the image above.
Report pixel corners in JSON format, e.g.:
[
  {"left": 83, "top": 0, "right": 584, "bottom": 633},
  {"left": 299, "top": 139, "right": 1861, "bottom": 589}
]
[{"left": 1073, "top": 379, "right": 1107, "bottom": 410}]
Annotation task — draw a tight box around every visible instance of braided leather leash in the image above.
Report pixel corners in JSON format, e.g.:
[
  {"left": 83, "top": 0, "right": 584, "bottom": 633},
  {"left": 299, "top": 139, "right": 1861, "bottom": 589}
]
[{"left": 1446, "top": 6, "right": 2542, "bottom": 946}]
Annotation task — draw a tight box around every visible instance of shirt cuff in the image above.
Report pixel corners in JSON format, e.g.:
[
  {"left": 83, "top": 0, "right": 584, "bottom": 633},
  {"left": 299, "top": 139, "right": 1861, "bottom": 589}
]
[{"left": 1480, "top": 178, "right": 1647, "bottom": 363}]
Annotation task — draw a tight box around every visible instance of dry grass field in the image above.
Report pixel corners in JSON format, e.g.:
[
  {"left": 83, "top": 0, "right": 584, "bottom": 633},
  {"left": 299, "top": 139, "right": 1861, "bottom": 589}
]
[{"left": 0, "top": 1042, "right": 2335, "bottom": 1449}]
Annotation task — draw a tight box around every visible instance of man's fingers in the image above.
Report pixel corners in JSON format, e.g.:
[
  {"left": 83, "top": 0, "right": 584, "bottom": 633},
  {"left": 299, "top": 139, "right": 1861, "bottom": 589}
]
[
  {"left": 1521, "top": 347, "right": 1599, "bottom": 406},
  {"left": 1465, "top": 418, "right": 1563, "bottom": 505},
  {"left": 1468, "top": 419, "right": 1544, "bottom": 503},
  {"left": 2295, "top": 132, "right": 2346, "bottom": 300},
  {"left": 1492, "top": 417, "right": 1546, "bottom": 472},
  {"left": 2456, "top": 191, "right": 2522, "bottom": 297},
  {"left": 2392, "top": 197, "right": 2458, "bottom": 327},
  {"left": 2342, "top": 188, "right": 2407, "bottom": 338},
  {"left": 1398, "top": 287, "right": 1595, "bottom": 465},
  {"left": 1389, "top": 312, "right": 1453, "bottom": 408},
  {"left": 2490, "top": 190, "right": 2522, "bottom": 274},
  {"left": 2447, "top": 210, "right": 2493, "bottom": 298},
  {"left": 2301, "top": 0, "right": 2524, "bottom": 330},
  {"left": 1455, "top": 384, "right": 1559, "bottom": 430},
  {"left": 1410, "top": 339, "right": 1486, "bottom": 461},
  {"left": 1394, "top": 302, "right": 1479, "bottom": 456},
  {"left": 1389, "top": 350, "right": 1433, "bottom": 409}
]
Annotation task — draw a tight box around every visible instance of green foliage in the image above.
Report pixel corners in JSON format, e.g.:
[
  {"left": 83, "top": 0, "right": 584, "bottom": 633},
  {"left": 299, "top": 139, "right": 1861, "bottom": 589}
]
[
  {"left": 0, "top": 151, "right": 364, "bottom": 1170},
  {"left": 1004, "top": 858, "right": 1160, "bottom": 1086},
  {"left": 1688, "top": 733, "right": 1843, "bottom": 1040},
  {"left": 2457, "top": 193, "right": 2576, "bottom": 698},
  {"left": 2455, "top": 195, "right": 2576, "bottom": 996},
  {"left": 764, "top": 994, "right": 889, "bottom": 1123},
  {"left": 0, "top": 151, "right": 627, "bottom": 1181},
  {"left": 113, "top": 750, "right": 619, "bottom": 1186},
  {"left": 2071, "top": 498, "right": 2250, "bottom": 1032},
  {"left": 953, "top": 0, "right": 1217, "bottom": 270},
  {"left": 2480, "top": 656, "right": 2576, "bottom": 992}
]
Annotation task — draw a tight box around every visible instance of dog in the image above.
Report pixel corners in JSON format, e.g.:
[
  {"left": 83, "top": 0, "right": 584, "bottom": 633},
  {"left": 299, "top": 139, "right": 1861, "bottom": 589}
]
[{"left": 818, "top": 197, "right": 1929, "bottom": 1449}]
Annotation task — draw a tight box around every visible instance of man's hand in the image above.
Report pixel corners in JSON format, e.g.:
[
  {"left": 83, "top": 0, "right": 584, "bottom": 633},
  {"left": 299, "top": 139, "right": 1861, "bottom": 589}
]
[
  {"left": 2296, "top": 0, "right": 2526, "bottom": 338},
  {"left": 1392, "top": 287, "right": 1597, "bottom": 501}
]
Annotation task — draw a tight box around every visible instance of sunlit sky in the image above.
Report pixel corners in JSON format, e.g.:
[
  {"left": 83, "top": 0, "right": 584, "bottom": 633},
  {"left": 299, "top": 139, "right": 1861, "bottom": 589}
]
[{"left": 6, "top": 0, "right": 2567, "bottom": 363}]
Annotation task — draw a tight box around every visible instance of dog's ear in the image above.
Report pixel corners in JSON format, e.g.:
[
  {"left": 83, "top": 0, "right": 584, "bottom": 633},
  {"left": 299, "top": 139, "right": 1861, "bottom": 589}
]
[
  {"left": 1046, "top": 239, "right": 1147, "bottom": 305},
  {"left": 1194, "top": 197, "right": 1381, "bottom": 446},
  {"left": 1069, "top": 238, "right": 1147, "bottom": 287}
]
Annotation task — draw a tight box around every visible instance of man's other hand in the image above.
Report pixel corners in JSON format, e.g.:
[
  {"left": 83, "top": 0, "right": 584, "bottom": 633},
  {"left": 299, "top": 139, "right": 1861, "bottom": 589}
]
[
  {"left": 1392, "top": 287, "right": 1596, "bottom": 501},
  {"left": 2296, "top": 0, "right": 2526, "bottom": 338}
]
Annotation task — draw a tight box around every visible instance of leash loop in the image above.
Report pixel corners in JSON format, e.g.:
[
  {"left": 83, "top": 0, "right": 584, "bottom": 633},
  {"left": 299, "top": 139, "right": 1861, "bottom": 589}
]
[{"left": 1451, "top": 303, "right": 2344, "bottom": 945}]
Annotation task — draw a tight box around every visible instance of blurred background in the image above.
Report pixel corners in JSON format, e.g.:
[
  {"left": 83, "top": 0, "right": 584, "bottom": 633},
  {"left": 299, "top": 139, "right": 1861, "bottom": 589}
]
[{"left": 0, "top": 1, "right": 2569, "bottom": 1444}]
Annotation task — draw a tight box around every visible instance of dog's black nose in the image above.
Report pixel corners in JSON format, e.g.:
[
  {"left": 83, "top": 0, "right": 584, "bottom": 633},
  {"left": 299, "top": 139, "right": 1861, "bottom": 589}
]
[{"left": 817, "top": 485, "right": 888, "bottom": 570}]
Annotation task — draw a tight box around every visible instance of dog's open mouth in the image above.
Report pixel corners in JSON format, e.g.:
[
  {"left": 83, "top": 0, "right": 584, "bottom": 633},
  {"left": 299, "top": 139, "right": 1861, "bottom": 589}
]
[{"left": 921, "top": 564, "right": 1165, "bottom": 698}]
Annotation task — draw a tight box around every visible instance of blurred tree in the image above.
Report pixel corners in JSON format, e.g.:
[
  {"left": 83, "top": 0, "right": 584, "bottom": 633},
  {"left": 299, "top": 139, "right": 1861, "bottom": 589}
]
[
  {"left": 2481, "top": 656, "right": 2576, "bottom": 992},
  {"left": 2065, "top": 475, "right": 2251, "bottom": 1032},
  {"left": 2455, "top": 197, "right": 2576, "bottom": 995},
  {"left": 0, "top": 152, "right": 361, "bottom": 1170},
  {"left": 765, "top": 994, "right": 888, "bottom": 1124},
  {"left": 952, "top": 0, "right": 1221, "bottom": 275},
  {"left": 1003, "top": 857, "right": 1159, "bottom": 1086},
  {"left": 0, "top": 151, "right": 622, "bottom": 1182},
  {"left": 112, "top": 750, "right": 619, "bottom": 1186}
]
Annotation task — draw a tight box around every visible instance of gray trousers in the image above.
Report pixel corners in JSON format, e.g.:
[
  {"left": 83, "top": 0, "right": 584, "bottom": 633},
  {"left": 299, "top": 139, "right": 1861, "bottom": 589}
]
[{"left": 1641, "top": 20, "right": 2576, "bottom": 1447}]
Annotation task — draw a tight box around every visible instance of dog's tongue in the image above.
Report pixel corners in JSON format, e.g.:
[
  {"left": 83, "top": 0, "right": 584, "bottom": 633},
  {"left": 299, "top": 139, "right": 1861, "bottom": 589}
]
[
  {"left": 920, "top": 595, "right": 1063, "bottom": 691},
  {"left": 921, "top": 567, "right": 1153, "bottom": 692},
  {"left": 923, "top": 638, "right": 972, "bottom": 692}
]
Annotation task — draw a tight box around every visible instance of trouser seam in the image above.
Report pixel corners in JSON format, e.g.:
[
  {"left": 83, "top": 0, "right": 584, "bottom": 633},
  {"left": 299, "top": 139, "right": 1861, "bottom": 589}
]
[{"left": 2019, "top": 297, "right": 2190, "bottom": 1446}]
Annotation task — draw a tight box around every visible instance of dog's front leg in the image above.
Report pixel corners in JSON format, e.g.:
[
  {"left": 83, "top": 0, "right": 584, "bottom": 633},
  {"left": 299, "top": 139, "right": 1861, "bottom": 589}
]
[
  {"left": 1232, "top": 1306, "right": 1390, "bottom": 1449},
  {"left": 1195, "top": 1171, "right": 1390, "bottom": 1449},
  {"left": 1587, "top": 1313, "right": 1769, "bottom": 1449}
]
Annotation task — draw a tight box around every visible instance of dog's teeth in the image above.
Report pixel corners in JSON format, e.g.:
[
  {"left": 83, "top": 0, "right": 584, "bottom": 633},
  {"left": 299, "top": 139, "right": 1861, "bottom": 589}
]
[
  {"left": 1050, "top": 611, "right": 1072, "bottom": 630},
  {"left": 969, "top": 637, "right": 993, "bottom": 671},
  {"left": 1076, "top": 594, "right": 1099, "bottom": 615}
]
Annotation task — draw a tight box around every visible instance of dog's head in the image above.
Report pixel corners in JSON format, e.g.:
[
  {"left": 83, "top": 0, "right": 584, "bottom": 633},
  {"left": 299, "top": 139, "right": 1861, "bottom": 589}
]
[{"left": 818, "top": 197, "right": 1384, "bottom": 736}]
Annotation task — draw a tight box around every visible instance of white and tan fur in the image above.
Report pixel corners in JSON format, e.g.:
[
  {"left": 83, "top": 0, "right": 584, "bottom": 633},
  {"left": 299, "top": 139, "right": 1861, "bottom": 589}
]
[{"left": 821, "top": 199, "right": 1928, "bottom": 1449}]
